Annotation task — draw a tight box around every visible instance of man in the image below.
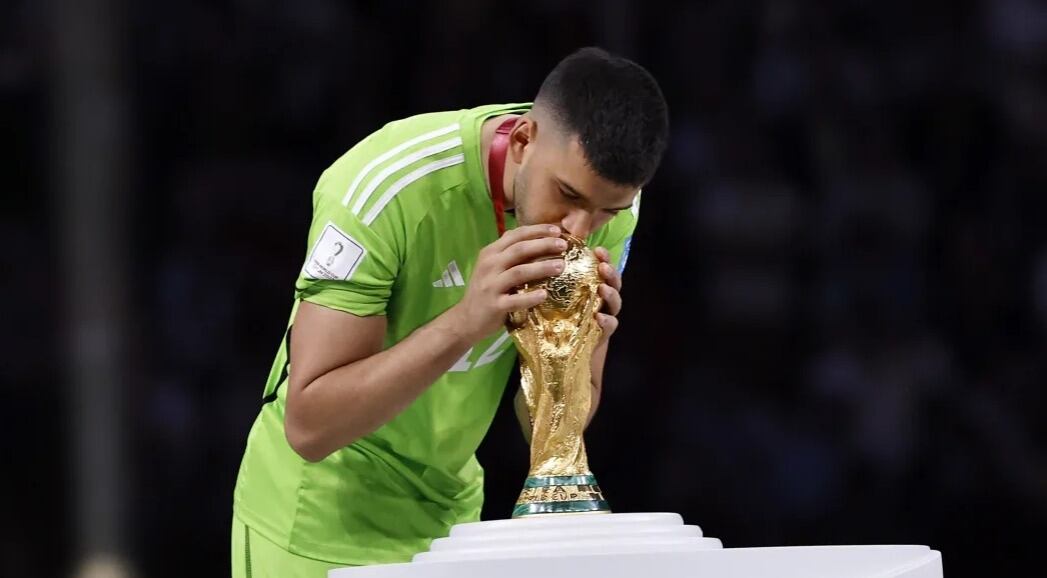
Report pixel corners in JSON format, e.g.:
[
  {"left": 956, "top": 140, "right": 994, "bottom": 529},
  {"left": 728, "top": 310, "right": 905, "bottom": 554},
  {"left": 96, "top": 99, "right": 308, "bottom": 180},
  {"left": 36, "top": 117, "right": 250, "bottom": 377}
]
[{"left": 232, "top": 47, "right": 669, "bottom": 576}]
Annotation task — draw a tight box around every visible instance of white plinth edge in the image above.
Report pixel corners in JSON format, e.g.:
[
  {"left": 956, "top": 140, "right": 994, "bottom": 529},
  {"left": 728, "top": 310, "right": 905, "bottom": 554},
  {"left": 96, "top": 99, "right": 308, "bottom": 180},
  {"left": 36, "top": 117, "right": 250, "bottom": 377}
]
[
  {"left": 329, "top": 512, "right": 943, "bottom": 578},
  {"left": 417, "top": 512, "right": 721, "bottom": 562}
]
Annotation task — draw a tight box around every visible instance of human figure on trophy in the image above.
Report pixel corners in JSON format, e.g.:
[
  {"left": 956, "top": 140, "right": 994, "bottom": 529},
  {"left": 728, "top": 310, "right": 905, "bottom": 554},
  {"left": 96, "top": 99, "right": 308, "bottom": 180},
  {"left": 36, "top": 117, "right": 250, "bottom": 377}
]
[{"left": 508, "top": 234, "right": 610, "bottom": 517}]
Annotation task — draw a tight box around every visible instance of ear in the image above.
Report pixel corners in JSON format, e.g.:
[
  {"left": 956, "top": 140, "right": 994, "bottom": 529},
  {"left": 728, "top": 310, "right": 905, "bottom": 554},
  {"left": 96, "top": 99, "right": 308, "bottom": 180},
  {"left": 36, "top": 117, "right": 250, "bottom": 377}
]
[{"left": 508, "top": 115, "right": 535, "bottom": 164}]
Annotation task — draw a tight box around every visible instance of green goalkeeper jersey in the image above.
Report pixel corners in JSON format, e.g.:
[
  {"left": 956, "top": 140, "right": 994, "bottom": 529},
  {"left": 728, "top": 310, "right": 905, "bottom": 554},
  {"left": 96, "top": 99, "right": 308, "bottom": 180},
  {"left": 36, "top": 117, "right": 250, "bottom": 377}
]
[{"left": 232, "top": 103, "right": 640, "bottom": 565}]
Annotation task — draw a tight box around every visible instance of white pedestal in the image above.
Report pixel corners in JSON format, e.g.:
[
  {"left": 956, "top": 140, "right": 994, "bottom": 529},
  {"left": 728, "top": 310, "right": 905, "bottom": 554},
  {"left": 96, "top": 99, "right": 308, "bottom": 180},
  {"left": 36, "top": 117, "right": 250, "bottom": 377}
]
[{"left": 329, "top": 513, "right": 943, "bottom": 577}]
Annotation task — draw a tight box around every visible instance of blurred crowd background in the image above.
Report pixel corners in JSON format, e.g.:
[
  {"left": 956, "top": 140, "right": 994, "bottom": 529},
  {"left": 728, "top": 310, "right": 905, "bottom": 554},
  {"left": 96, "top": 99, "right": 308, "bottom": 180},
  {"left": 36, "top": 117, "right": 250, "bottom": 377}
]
[{"left": 3, "top": 0, "right": 1047, "bottom": 576}]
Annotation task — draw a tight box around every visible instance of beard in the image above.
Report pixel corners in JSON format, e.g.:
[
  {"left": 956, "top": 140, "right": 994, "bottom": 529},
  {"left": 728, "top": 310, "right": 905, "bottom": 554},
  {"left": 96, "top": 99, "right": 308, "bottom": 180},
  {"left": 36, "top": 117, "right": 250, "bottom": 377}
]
[{"left": 511, "top": 169, "right": 531, "bottom": 225}]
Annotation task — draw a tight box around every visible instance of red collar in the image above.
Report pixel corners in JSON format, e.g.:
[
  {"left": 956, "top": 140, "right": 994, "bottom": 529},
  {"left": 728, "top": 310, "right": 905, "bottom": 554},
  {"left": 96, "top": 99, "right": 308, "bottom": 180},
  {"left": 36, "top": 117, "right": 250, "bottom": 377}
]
[{"left": 487, "top": 118, "right": 517, "bottom": 237}]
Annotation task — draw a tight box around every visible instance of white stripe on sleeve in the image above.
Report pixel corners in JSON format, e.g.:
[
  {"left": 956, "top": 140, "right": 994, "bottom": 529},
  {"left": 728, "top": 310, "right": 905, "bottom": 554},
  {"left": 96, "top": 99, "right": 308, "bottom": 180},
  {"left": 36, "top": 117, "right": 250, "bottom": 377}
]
[
  {"left": 362, "top": 154, "right": 466, "bottom": 226},
  {"left": 340, "top": 123, "right": 460, "bottom": 207},
  {"left": 351, "top": 137, "right": 462, "bottom": 216}
]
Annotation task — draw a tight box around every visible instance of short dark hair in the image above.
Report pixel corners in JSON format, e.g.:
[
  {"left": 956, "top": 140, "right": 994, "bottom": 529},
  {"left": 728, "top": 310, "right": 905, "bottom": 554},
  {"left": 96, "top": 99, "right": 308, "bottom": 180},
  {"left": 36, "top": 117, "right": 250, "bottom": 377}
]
[{"left": 535, "top": 47, "right": 669, "bottom": 187}]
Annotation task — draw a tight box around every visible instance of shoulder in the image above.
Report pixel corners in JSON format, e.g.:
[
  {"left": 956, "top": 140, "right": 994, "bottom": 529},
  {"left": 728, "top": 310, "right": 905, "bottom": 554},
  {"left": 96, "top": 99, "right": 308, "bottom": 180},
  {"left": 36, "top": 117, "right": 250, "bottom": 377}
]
[{"left": 314, "top": 110, "right": 473, "bottom": 230}]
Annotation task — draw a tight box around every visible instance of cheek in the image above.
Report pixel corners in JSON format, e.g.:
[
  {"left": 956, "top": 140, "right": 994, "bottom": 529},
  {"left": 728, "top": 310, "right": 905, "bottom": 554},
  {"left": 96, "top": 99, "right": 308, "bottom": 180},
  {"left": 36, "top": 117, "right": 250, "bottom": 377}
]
[{"left": 519, "top": 176, "right": 565, "bottom": 221}]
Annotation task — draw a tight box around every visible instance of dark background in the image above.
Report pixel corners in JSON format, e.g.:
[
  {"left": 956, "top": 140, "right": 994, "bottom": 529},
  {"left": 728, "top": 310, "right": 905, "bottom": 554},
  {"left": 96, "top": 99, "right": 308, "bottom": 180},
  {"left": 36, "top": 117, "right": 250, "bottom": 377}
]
[{"left": 3, "top": 0, "right": 1046, "bottom": 576}]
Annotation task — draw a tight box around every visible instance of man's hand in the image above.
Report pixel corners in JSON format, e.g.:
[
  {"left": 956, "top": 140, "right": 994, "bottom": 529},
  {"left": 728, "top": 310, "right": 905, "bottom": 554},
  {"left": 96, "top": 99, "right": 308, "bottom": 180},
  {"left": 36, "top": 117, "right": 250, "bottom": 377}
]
[
  {"left": 286, "top": 225, "right": 564, "bottom": 461},
  {"left": 448, "top": 224, "right": 568, "bottom": 344},
  {"left": 585, "top": 246, "right": 622, "bottom": 426},
  {"left": 593, "top": 246, "right": 623, "bottom": 344}
]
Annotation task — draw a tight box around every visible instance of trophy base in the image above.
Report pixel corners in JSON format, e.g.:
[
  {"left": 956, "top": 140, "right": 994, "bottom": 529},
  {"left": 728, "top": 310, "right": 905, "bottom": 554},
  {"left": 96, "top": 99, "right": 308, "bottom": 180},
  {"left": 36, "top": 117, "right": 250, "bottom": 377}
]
[{"left": 512, "top": 474, "right": 611, "bottom": 518}]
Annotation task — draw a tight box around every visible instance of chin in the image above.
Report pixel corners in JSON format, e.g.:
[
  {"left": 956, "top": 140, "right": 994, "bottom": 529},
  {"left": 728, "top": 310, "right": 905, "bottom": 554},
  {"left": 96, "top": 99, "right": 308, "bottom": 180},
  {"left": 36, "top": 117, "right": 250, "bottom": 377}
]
[{"left": 513, "top": 209, "right": 533, "bottom": 226}]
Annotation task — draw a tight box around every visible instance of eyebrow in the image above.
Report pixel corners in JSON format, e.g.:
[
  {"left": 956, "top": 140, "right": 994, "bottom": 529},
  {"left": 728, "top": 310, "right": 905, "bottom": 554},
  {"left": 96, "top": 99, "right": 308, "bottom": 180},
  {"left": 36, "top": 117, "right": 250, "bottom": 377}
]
[{"left": 558, "top": 179, "right": 634, "bottom": 211}]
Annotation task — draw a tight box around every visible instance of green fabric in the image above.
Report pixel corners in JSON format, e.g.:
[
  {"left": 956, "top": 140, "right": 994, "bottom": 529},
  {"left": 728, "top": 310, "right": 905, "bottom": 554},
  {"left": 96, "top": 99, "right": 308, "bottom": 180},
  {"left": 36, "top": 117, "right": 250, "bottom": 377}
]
[
  {"left": 231, "top": 515, "right": 347, "bottom": 578},
  {"left": 233, "top": 104, "right": 641, "bottom": 566}
]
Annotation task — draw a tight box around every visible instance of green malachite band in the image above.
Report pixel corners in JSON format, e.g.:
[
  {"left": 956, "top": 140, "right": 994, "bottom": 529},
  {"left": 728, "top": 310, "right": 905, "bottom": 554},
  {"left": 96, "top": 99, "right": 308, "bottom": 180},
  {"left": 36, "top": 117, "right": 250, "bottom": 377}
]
[
  {"left": 512, "top": 500, "right": 611, "bottom": 517},
  {"left": 523, "top": 475, "right": 598, "bottom": 488}
]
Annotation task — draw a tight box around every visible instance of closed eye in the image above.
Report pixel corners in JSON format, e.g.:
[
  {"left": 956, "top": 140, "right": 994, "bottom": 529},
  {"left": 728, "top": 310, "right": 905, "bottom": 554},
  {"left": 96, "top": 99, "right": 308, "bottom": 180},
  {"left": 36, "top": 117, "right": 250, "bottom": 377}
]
[
  {"left": 560, "top": 188, "right": 583, "bottom": 202},
  {"left": 560, "top": 187, "right": 626, "bottom": 216}
]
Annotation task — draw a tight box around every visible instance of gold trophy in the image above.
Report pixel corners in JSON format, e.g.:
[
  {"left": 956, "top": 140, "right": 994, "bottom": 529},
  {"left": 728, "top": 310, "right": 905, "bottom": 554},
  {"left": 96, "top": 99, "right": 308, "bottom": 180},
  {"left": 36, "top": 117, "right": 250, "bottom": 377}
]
[{"left": 507, "top": 234, "right": 611, "bottom": 517}]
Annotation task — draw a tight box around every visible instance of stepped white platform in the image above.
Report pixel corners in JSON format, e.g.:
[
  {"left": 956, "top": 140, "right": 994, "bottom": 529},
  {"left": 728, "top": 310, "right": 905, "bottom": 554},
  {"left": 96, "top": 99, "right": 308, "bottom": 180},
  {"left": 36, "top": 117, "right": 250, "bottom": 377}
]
[{"left": 329, "top": 513, "right": 943, "bottom": 577}]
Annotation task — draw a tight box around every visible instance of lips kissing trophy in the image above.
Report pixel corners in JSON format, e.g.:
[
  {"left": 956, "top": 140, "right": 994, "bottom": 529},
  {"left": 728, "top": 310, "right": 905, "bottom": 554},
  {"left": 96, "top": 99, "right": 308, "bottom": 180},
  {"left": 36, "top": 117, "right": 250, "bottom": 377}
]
[{"left": 506, "top": 233, "right": 610, "bottom": 518}]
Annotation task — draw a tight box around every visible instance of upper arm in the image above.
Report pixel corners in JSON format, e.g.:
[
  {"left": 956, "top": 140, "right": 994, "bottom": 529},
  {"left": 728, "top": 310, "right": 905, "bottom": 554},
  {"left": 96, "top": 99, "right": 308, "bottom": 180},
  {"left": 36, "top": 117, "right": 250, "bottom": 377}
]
[
  {"left": 284, "top": 301, "right": 387, "bottom": 460},
  {"left": 288, "top": 301, "right": 387, "bottom": 397},
  {"left": 288, "top": 137, "right": 407, "bottom": 399},
  {"left": 289, "top": 150, "right": 404, "bottom": 395},
  {"left": 289, "top": 115, "right": 470, "bottom": 389}
]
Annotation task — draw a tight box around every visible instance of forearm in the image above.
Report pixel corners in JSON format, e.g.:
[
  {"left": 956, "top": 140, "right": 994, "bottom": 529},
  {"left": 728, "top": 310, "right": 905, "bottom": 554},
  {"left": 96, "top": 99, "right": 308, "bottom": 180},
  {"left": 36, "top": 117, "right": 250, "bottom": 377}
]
[{"left": 287, "top": 307, "right": 472, "bottom": 461}]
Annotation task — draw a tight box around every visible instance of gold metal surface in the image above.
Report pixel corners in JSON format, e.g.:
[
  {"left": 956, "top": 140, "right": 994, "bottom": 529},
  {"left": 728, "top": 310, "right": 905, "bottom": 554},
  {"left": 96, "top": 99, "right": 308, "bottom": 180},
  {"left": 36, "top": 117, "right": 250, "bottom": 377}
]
[
  {"left": 508, "top": 234, "right": 610, "bottom": 516},
  {"left": 516, "top": 484, "right": 604, "bottom": 504}
]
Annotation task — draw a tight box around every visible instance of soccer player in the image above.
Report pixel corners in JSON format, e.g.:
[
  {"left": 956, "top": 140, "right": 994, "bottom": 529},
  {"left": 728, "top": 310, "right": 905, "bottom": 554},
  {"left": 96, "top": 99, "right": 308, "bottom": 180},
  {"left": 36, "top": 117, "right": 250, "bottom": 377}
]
[{"left": 232, "top": 47, "right": 669, "bottom": 576}]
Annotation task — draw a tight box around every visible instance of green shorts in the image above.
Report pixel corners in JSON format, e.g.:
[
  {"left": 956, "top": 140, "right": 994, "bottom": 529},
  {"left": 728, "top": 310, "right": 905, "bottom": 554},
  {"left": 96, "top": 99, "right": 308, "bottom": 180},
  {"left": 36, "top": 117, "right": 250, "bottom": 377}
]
[{"left": 231, "top": 515, "right": 352, "bottom": 578}]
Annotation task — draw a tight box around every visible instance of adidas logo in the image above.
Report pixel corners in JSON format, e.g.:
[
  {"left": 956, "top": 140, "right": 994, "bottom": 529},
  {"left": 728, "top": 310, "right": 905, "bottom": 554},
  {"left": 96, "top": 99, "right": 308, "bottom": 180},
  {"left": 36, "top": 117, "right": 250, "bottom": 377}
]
[{"left": 432, "top": 260, "right": 466, "bottom": 287}]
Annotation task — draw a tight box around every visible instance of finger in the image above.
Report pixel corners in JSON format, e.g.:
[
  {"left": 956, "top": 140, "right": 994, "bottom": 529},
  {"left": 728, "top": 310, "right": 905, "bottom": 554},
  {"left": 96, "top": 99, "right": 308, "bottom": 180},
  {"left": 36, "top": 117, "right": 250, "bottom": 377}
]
[
  {"left": 497, "top": 236, "right": 568, "bottom": 269},
  {"left": 598, "top": 283, "right": 622, "bottom": 316},
  {"left": 594, "top": 246, "right": 611, "bottom": 263},
  {"left": 596, "top": 312, "right": 619, "bottom": 335},
  {"left": 491, "top": 224, "right": 561, "bottom": 252},
  {"left": 598, "top": 261, "right": 622, "bottom": 291},
  {"left": 501, "top": 288, "right": 548, "bottom": 312},
  {"left": 496, "top": 259, "right": 565, "bottom": 292}
]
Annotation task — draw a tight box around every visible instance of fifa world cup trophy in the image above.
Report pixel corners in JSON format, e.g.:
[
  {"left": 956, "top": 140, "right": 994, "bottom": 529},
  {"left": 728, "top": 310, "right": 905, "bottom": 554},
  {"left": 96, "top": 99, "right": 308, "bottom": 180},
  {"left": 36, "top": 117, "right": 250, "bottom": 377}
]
[{"left": 507, "top": 234, "right": 611, "bottom": 517}]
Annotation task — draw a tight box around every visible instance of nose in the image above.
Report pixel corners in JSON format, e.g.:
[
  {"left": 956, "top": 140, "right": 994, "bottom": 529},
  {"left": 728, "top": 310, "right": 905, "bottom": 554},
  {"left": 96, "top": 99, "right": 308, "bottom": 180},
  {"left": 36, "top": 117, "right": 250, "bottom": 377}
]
[{"left": 560, "top": 210, "right": 595, "bottom": 239}]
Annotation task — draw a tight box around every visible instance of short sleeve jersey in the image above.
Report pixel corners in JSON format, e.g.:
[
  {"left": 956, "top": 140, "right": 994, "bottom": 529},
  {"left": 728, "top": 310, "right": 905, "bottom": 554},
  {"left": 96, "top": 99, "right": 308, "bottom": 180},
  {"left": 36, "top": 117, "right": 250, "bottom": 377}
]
[{"left": 233, "top": 103, "right": 640, "bottom": 565}]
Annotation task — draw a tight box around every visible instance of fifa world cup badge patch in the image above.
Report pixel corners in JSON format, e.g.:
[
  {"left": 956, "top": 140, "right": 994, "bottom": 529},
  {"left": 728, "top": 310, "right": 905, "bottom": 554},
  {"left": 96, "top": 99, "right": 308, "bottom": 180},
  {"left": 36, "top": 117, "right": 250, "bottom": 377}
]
[{"left": 303, "top": 222, "right": 366, "bottom": 280}]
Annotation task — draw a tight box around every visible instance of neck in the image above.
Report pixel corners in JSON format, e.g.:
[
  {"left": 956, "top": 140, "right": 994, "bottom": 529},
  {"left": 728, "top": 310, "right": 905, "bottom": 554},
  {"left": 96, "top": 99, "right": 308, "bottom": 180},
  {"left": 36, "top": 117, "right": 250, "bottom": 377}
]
[{"left": 480, "top": 114, "right": 519, "bottom": 208}]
